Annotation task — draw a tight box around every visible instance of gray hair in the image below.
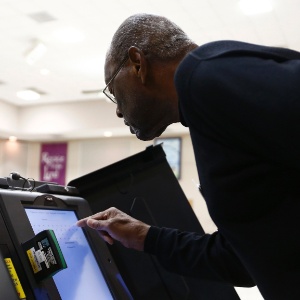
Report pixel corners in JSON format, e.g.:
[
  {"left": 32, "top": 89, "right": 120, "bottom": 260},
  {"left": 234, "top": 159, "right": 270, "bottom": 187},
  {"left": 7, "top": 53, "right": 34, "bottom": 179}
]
[{"left": 107, "top": 13, "right": 194, "bottom": 65}]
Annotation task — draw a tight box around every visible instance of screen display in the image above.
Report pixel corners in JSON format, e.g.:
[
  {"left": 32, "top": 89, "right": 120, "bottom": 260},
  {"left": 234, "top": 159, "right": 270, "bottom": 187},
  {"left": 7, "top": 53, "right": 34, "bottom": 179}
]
[{"left": 25, "top": 208, "right": 114, "bottom": 300}]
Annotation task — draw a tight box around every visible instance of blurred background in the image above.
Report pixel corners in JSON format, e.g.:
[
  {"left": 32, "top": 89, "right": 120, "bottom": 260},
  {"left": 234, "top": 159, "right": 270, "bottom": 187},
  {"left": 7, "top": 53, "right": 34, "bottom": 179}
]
[{"left": 0, "top": 0, "right": 298, "bottom": 140}]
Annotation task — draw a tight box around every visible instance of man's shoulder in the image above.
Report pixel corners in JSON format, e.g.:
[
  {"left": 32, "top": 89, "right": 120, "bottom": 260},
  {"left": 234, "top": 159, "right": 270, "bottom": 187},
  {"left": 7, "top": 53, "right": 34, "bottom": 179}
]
[
  {"left": 190, "top": 40, "right": 300, "bottom": 61},
  {"left": 193, "top": 40, "right": 251, "bottom": 58}
]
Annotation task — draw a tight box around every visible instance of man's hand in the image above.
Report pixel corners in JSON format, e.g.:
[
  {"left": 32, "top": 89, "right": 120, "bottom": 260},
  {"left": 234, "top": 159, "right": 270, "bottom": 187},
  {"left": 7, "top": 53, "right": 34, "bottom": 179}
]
[{"left": 76, "top": 207, "right": 150, "bottom": 251}]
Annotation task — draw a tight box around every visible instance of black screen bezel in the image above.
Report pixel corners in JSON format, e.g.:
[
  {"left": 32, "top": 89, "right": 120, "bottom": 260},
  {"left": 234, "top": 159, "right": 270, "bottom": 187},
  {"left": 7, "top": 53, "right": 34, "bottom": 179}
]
[{"left": 0, "top": 189, "right": 132, "bottom": 300}]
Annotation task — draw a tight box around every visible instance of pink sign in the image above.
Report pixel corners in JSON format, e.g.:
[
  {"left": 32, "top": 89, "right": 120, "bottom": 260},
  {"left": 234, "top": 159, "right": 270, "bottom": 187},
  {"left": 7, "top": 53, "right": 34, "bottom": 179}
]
[{"left": 40, "top": 143, "right": 67, "bottom": 185}]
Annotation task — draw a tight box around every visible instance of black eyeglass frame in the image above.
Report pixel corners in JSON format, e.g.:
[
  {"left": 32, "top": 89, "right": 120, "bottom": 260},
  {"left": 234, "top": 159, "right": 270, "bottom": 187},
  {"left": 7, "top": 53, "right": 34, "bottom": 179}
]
[{"left": 102, "top": 57, "right": 128, "bottom": 104}]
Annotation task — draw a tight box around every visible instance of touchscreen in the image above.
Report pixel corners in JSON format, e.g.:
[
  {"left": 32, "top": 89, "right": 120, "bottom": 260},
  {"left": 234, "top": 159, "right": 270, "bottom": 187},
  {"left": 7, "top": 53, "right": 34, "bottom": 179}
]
[{"left": 25, "top": 208, "right": 114, "bottom": 300}]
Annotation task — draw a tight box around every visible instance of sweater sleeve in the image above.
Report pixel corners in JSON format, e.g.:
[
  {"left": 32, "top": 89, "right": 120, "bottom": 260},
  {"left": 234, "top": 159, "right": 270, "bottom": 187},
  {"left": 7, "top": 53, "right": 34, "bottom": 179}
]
[{"left": 144, "top": 226, "right": 255, "bottom": 287}]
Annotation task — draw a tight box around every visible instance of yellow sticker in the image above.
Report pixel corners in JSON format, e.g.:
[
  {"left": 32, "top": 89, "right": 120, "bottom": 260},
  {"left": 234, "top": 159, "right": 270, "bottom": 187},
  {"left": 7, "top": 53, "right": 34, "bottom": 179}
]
[
  {"left": 26, "top": 247, "right": 42, "bottom": 274},
  {"left": 4, "top": 258, "right": 26, "bottom": 299}
]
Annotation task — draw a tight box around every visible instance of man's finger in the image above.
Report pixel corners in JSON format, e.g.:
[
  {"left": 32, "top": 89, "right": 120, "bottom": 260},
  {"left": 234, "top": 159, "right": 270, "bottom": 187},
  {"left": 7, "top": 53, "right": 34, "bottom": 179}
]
[
  {"left": 76, "top": 218, "right": 89, "bottom": 227},
  {"left": 86, "top": 218, "right": 105, "bottom": 230},
  {"left": 76, "top": 210, "right": 110, "bottom": 227}
]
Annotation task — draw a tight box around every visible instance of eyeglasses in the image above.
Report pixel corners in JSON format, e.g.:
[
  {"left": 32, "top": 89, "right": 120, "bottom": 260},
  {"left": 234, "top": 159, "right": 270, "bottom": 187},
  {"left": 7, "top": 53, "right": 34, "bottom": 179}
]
[{"left": 103, "top": 57, "right": 128, "bottom": 104}]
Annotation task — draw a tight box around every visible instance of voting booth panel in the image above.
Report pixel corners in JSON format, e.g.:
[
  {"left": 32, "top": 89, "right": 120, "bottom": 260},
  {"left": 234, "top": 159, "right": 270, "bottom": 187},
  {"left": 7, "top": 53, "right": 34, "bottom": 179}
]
[{"left": 69, "top": 145, "right": 240, "bottom": 300}]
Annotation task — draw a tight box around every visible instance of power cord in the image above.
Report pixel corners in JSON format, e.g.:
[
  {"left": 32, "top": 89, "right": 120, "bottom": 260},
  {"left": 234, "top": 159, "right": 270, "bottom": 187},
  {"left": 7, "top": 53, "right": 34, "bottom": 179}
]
[{"left": 9, "top": 172, "right": 35, "bottom": 192}]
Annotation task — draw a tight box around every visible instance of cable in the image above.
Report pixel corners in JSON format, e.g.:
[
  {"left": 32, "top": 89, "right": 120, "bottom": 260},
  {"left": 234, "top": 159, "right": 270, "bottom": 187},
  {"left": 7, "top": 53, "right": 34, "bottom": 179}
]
[
  {"left": 21, "top": 177, "right": 35, "bottom": 192},
  {"left": 9, "top": 172, "right": 34, "bottom": 191}
]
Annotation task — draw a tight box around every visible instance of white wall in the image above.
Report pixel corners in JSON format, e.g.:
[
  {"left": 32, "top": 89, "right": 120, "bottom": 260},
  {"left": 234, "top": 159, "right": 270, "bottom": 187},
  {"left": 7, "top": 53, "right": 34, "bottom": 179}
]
[
  {"left": 18, "top": 100, "right": 124, "bottom": 135},
  {"left": 0, "top": 101, "right": 19, "bottom": 133},
  {"left": 0, "top": 139, "right": 28, "bottom": 177}
]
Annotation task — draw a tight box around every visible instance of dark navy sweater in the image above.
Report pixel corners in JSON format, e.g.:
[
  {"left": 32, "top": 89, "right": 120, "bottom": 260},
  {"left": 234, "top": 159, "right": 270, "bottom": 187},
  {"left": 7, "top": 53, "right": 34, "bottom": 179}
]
[{"left": 144, "top": 41, "right": 300, "bottom": 300}]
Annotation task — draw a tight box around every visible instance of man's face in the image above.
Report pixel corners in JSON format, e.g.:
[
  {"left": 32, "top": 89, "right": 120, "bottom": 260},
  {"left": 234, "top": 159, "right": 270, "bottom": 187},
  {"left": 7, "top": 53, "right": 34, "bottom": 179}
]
[{"left": 104, "top": 57, "right": 173, "bottom": 141}]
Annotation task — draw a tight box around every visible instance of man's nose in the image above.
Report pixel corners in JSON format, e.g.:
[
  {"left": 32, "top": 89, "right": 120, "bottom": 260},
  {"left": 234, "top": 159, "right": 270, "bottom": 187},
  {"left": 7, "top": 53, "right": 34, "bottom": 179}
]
[{"left": 116, "top": 107, "right": 123, "bottom": 118}]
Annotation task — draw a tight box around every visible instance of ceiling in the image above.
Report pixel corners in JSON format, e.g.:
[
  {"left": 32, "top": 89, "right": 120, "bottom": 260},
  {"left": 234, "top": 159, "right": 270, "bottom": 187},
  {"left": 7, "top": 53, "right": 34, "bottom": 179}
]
[{"left": 0, "top": 0, "right": 299, "bottom": 107}]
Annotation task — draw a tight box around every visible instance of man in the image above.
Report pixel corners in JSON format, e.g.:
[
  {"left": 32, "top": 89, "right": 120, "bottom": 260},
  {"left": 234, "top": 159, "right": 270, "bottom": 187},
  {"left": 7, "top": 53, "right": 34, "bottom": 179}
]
[{"left": 77, "top": 13, "right": 300, "bottom": 299}]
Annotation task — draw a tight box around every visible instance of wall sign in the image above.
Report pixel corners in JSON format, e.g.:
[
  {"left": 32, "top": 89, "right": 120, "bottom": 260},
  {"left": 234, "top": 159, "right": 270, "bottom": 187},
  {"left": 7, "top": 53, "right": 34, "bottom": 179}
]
[{"left": 40, "top": 143, "right": 67, "bottom": 185}]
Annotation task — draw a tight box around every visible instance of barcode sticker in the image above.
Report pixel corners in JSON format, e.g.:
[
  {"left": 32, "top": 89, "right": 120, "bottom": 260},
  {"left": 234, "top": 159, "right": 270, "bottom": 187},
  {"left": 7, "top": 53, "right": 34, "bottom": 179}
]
[{"left": 35, "top": 249, "right": 45, "bottom": 264}]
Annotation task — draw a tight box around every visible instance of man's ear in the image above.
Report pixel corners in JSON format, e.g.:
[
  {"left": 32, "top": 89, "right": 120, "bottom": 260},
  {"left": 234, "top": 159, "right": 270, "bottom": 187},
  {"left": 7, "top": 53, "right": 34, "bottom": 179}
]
[{"left": 128, "top": 46, "right": 147, "bottom": 84}]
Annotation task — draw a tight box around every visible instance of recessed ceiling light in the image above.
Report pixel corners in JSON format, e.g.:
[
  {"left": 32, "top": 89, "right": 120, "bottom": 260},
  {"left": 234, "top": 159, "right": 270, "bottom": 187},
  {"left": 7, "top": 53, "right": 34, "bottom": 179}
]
[
  {"left": 239, "top": 0, "right": 273, "bottom": 15},
  {"left": 16, "top": 89, "right": 40, "bottom": 101},
  {"left": 24, "top": 41, "right": 47, "bottom": 65},
  {"left": 52, "top": 27, "right": 85, "bottom": 43}
]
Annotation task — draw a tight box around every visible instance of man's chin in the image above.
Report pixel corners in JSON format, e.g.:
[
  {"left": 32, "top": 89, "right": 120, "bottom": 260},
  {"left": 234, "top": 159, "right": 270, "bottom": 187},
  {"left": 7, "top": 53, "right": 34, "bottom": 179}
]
[
  {"left": 133, "top": 127, "right": 166, "bottom": 141},
  {"left": 135, "top": 131, "right": 153, "bottom": 141}
]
